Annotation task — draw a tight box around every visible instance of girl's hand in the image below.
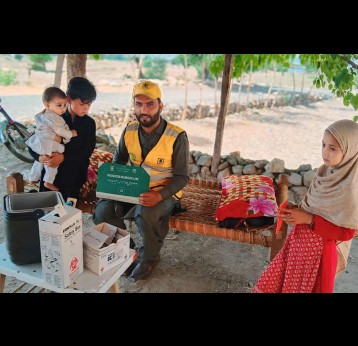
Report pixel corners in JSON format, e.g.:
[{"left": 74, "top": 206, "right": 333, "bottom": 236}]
[
  {"left": 276, "top": 201, "right": 299, "bottom": 234},
  {"left": 287, "top": 202, "right": 298, "bottom": 209},
  {"left": 279, "top": 207, "right": 313, "bottom": 225}
]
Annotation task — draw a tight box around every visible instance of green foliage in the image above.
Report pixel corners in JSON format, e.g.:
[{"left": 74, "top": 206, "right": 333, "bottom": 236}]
[
  {"left": 172, "top": 54, "right": 217, "bottom": 80},
  {"left": 263, "top": 57, "right": 291, "bottom": 72},
  {"left": 14, "top": 54, "right": 23, "bottom": 61},
  {"left": 192, "top": 54, "right": 217, "bottom": 80},
  {"left": 186, "top": 54, "right": 204, "bottom": 75},
  {"left": 209, "top": 54, "right": 296, "bottom": 79},
  {"left": 171, "top": 55, "right": 185, "bottom": 65},
  {"left": 28, "top": 54, "right": 52, "bottom": 71},
  {"left": 103, "top": 54, "right": 128, "bottom": 61},
  {"left": 143, "top": 56, "right": 153, "bottom": 68},
  {"left": 300, "top": 54, "right": 358, "bottom": 110},
  {"left": 209, "top": 54, "right": 225, "bottom": 77},
  {"left": 187, "top": 54, "right": 210, "bottom": 79},
  {"left": 353, "top": 115, "right": 358, "bottom": 122},
  {"left": 0, "top": 69, "right": 17, "bottom": 85},
  {"left": 209, "top": 53, "right": 358, "bottom": 110},
  {"left": 89, "top": 54, "right": 103, "bottom": 60},
  {"left": 305, "top": 61, "right": 317, "bottom": 73},
  {"left": 143, "top": 57, "right": 167, "bottom": 80}
]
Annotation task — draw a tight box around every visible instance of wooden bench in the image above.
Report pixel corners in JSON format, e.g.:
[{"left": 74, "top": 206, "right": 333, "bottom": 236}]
[
  {"left": 6, "top": 171, "right": 289, "bottom": 261},
  {"left": 170, "top": 176, "right": 288, "bottom": 261}
]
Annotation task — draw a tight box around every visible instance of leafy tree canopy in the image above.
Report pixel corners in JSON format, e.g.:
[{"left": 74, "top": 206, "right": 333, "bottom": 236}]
[
  {"left": 28, "top": 54, "right": 52, "bottom": 71},
  {"left": 210, "top": 54, "right": 358, "bottom": 111},
  {"left": 300, "top": 54, "right": 358, "bottom": 110}
]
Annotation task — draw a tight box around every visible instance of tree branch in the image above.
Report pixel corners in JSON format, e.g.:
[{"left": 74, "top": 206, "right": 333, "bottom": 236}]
[{"left": 338, "top": 54, "right": 358, "bottom": 69}]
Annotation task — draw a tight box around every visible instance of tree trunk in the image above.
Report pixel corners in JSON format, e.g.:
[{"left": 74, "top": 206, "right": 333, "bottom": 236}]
[
  {"left": 214, "top": 77, "right": 218, "bottom": 116},
  {"left": 127, "top": 54, "right": 145, "bottom": 82},
  {"left": 265, "top": 66, "right": 276, "bottom": 108},
  {"left": 292, "top": 67, "right": 296, "bottom": 93},
  {"left": 236, "top": 77, "right": 243, "bottom": 112},
  {"left": 308, "top": 83, "right": 314, "bottom": 98},
  {"left": 290, "top": 63, "right": 296, "bottom": 105},
  {"left": 182, "top": 54, "right": 189, "bottom": 120},
  {"left": 300, "top": 66, "right": 306, "bottom": 94},
  {"left": 66, "top": 54, "right": 87, "bottom": 83},
  {"left": 54, "top": 54, "right": 65, "bottom": 88},
  {"left": 128, "top": 55, "right": 137, "bottom": 80},
  {"left": 211, "top": 54, "right": 234, "bottom": 177},
  {"left": 265, "top": 81, "right": 273, "bottom": 108},
  {"left": 137, "top": 54, "right": 144, "bottom": 80},
  {"left": 271, "top": 72, "right": 283, "bottom": 109},
  {"left": 246, "top": 60, "right": 253, "bottom": 107},
  {"left": 198, "top": 83, "right": 203, "bottom": 118},
  {"left": 197, "top": 60, "right": 206, "bottom": 118}
]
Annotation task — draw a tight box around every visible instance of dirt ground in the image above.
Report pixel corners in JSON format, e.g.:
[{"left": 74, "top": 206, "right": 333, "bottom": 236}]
[{"left": 0, "top": 55, "right": 357, "bottom": 293}]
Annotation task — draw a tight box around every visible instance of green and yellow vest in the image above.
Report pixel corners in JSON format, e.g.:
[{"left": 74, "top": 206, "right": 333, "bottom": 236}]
[{"left": 124, "top": 120, "right": 185, "bottom": 199}]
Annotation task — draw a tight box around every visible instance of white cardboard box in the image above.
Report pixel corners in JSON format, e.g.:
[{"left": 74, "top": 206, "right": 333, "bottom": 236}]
[
  {"left": 38, "top": 204, "right": 83, "bottom": 289},
  {"left": 83, "top": 222, "right": 130, "bottom": 275}
]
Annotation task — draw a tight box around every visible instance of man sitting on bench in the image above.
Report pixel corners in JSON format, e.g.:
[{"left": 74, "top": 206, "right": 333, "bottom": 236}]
[{"left": 93, "top": 80, "right": 190, "bottom": 282}]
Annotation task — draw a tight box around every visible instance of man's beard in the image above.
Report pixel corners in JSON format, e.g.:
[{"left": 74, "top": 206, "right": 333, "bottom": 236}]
[{"left": 135, "top": 110, "right": 161, "bottom": 128}]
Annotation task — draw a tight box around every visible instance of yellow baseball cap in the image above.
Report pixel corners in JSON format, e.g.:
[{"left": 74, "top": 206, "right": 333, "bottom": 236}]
[{"left": 133, "top": 80, "right": 162, "bottom": 100}]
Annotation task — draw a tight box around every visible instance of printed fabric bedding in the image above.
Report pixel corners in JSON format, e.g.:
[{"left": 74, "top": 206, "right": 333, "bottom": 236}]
[{"left": 214, "top": 175, "right": 278, "bottom": 229}]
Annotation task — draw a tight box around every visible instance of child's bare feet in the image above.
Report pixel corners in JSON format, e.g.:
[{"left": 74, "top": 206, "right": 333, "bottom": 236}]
[{"left": 44, "top": 182, "right": 59, "bottom": 191}]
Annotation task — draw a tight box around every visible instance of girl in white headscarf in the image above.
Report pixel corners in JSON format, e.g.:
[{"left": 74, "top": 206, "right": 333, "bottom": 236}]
[{"left": 252, "top": 119, "right": 358, "bottom": 293}]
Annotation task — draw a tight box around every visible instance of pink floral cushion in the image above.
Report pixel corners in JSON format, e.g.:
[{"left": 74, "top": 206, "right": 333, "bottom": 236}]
[
  {"left": 79, "top": 149, "right": 113, "bottom": 202},
  {"left": 214, "top": 175, "right": 278, "bottom": 222}
]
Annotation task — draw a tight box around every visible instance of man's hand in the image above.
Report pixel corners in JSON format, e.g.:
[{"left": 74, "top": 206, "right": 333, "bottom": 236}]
[
  {"left": 139, "top": 190, "right": 163, "bottom": 207},
  {"left": 39, "top": 155, "right": 51, "bottom": 164},
  {"left": 45, "top": 152, "right": 64, "bottom": 167}
]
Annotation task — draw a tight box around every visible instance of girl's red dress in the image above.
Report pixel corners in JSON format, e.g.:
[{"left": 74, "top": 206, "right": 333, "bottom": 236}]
[{"left": 252, "top": 216, "right": 354, "bottom": 293}]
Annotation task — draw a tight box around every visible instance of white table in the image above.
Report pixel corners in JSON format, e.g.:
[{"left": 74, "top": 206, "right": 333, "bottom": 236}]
[{"left": 0, "top": 243, "right": 136, "bottom": 293}]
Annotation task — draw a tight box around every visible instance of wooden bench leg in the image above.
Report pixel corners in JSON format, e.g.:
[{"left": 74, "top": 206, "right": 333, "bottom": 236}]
[
  {"left": 0, "top": 274, "right": 6, "bottom": 293},
  {"left": 269, "top": 223, "right": 288, "bottom": 261},
  {"left": 109, "top": 281, "right": 120, "bottom": 293}
]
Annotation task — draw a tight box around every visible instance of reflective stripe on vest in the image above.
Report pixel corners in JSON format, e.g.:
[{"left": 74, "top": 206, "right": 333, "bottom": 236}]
[{"left": 124, "top": 120, "right": 184, "bottom": 199}]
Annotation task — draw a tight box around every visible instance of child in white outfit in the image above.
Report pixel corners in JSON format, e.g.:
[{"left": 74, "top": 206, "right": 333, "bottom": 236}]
[{"left": 26, "top": 87, "right": 77, "bottom": 191}]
